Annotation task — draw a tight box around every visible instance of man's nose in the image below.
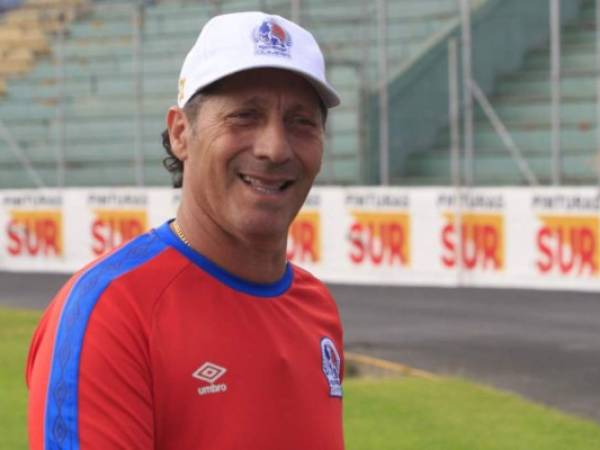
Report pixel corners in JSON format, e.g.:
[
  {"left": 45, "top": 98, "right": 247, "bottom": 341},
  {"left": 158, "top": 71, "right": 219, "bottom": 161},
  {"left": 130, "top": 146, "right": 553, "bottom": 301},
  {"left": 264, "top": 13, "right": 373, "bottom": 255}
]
[{"left": 253, "top": 119, "right": 292, "bottom": 164}]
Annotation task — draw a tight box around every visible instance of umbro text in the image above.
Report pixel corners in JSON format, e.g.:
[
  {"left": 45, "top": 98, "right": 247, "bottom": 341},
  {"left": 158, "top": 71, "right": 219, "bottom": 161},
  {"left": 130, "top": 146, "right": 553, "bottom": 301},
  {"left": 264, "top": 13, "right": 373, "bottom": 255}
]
[{"left": 198, "top": 383, "right": 227, "bottom": 396}]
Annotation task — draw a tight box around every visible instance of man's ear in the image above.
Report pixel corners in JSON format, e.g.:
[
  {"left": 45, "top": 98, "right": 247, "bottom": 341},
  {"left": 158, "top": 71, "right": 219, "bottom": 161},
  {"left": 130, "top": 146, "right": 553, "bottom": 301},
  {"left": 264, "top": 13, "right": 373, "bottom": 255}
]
[{"left": 166, "top": 107, "right": 191, "bottom": 162}]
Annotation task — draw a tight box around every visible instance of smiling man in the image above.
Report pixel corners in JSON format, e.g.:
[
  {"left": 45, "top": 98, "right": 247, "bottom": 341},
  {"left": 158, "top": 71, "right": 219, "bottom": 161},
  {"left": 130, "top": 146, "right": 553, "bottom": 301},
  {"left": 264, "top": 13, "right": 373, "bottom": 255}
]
[
  {"left": 166, "top": 68, "right": 325, "bottom": 283},
  {"left": 27, "top": 11, "right": 344, "bottom": 450}
]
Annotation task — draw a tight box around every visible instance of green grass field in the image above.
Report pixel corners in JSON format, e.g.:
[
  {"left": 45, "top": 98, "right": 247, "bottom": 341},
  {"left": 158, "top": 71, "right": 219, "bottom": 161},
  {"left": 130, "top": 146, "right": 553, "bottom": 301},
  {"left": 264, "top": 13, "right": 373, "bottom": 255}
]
[
  {"left": 0, "top": 307, "right": 40, "bottom": 450},
  {"left": 2, "top": 306, "right": 600, "bottom": 450}
]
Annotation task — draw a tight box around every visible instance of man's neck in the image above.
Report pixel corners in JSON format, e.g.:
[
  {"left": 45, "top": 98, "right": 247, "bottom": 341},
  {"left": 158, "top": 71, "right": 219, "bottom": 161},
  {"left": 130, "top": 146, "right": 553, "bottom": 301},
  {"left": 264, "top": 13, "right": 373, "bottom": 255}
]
[{"left": 174, "top": 208, "right": 288, "bottom": 285}]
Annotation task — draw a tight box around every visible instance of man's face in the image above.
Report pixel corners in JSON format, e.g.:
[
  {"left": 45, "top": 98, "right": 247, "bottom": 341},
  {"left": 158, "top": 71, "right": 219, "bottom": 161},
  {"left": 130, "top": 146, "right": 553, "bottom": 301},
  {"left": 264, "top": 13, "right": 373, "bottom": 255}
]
[{"left": 180, "top": 68, "right": 324, "bottom": 244}]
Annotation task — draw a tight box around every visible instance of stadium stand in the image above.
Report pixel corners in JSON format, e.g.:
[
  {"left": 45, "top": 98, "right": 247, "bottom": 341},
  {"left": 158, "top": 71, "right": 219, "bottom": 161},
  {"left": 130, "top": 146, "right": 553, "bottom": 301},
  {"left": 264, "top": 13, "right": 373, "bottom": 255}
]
[
  {"left": 0, "top": 0, "right": 482, "bottom": 188},
  {"left": 402, "top": 0, "right": 596, "bottom": 185}
]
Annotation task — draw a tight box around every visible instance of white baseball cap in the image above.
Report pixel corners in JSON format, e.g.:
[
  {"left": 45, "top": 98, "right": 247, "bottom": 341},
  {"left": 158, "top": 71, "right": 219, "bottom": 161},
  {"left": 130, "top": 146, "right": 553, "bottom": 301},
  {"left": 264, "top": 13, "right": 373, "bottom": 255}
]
[{"left": 177, "top": 11, "right": 340, "bottom": 109}]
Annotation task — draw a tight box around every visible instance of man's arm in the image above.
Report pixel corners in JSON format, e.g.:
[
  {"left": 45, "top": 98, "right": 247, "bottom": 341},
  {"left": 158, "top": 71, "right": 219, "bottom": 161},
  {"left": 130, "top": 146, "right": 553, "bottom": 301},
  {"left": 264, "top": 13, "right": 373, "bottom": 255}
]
[{"left": 27, "top": 277, "right": 154, "bottom": 449}]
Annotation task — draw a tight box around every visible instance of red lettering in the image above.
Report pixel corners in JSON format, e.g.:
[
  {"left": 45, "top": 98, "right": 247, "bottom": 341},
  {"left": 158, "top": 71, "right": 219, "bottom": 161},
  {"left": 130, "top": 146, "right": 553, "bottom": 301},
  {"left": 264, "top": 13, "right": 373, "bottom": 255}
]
[
  {"left": 286, "top": 232, "right": 295, "bottom": 260},
  {"left": 536, "top": 227, "right": 552, "bottom": 273},
  {"left": 299, "top": 222, "right": 317, "bottom": 263},
  {"left": 350, "top": 219, "right": 409, "bottom": 266},
  {"left": 287, "top": 221, "right": 317, "bottom": 263},
  {"left": 442, "top": 221, "right": 501, "bottom": 271},
  {"left": 5, "top": 217, "right": 61, "bottom": 257},
  {"left": 349, "top": 222, "right": 364, "bottom": 264},
  {"left": 91, "top": 219, "right": 106, "bottom": 256},
  {"left": 461, "top": 225, "right": 478, "bottom": 270},
  {"left": 24, "top": 219, "right": 41, "bottom": 256},
  {"left": 482, "top": 225, "right": 499, "bottom": 270},
  {"left": 578, "top": 227, "right": 595, "bottom": 275},
  {"left": 122, "top": 219, "right": 143, "bottom": 241},
  {"left": 6, "top": 220, "right": 21, "bottom": 256},
  {"left": 557, "top": 227, "right": 575, "bottom": 274},
  {"left": 91, "top": 217, "right": 145, "bottom": 256},
  {"left": 41, "top": 219, "right": 59, "bottom": 256},
  {"left": 367, "top": 223, "right": 384, "bottom": 266},
  {"left": 441, "top": 223, "right": 455, "bottom": 268},
  {"left": 536, "top": 225, "right": 598, "bottom": 276},
  {"left": 388, "top": 223, "right": 404, "bottom": 265}
]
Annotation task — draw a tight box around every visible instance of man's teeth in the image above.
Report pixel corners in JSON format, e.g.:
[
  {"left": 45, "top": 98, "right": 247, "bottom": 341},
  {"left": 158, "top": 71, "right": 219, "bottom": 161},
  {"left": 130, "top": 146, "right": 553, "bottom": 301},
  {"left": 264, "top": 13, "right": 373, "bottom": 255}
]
[{"left": 241, "top": 175, "right": 288, "bottom": 193}]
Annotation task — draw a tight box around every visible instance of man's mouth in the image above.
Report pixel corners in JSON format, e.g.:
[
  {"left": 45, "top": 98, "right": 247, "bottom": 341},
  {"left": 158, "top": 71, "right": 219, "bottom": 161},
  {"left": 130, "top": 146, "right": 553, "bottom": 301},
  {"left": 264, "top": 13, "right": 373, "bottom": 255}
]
[{"left": 239, "top": 174, "right": 294, "bottom": 194}]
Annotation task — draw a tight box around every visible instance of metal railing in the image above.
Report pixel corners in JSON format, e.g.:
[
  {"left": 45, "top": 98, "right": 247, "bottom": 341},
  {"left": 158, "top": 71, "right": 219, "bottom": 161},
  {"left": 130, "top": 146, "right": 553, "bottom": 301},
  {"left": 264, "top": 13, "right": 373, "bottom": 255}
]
[{"left": 450, "top": 0, "right": 588, "bottom": 187}]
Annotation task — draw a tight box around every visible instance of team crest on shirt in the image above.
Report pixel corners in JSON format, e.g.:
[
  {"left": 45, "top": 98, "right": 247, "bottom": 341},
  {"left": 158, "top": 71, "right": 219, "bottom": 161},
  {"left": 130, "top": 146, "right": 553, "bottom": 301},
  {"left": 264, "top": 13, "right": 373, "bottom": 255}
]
[
  {"left": 253, "top": 18, "right": 292, "bottom": 57},
  {"left": 321, "top": 337, "right": 343, "bottom": 398}
]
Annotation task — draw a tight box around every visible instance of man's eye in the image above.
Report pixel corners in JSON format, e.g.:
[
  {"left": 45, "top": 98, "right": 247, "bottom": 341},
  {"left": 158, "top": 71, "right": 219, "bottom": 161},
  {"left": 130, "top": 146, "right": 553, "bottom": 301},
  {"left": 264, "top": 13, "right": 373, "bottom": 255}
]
[
  {"left": 292, "top": 116, "right": 317, "bottom": 128},
  {"left": 231, "top": 110, "right": 257, "bottom": 120},
  {"left": 227, "top": 110, "right": 259, "bottom": 125}
]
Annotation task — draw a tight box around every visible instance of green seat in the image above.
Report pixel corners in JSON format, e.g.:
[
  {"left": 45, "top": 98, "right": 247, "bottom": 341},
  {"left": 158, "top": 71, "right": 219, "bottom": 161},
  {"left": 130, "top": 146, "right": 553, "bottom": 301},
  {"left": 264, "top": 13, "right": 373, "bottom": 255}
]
[
  {"left": 404, "top": 147, "right": 598, "bottom": 185},
  {"left": 475, "top": 98, "right": 596, "bottom": 124},
  {"left": 1, "top": 0, "right": 481, "bottom": 187}
]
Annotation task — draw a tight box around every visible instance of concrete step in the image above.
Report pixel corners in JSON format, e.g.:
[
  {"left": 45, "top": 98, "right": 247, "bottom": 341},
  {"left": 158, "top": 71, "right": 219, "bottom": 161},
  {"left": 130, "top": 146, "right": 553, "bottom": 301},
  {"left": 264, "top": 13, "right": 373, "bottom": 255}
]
[
  {"left": 0, "top": 96, "right": 173, "bottom": 120},
  {"left": 526, "top": 44, "right": 597, "bottom": 70},
  {"left": 502, "top": 68, "right": 598, "bottom": 81},
  {"left": 5, "top": 116, "right": 165, "bottom": 141},
  {"left": 6, "top": 73, "right": 176, "bottom": 99},
  {"left": 474, "top": 99, "right": 597, "bottom": 124},
  {"left": 0, "top": 161, "right": 171, "bottom": 188},
  {"left": 0, "top": 138, "right": 164, "bottom": 164},
  {"left": 562, "top": 28, "right": 600, "bottom": 45},
  {"left": 437, "top": 125, "right": 597, "bottom": 152},
  {"left": 405, "top": 149, "right": 598, "bottom": 185},
  {"left": 495, "top": 75, "right": 599, "bottom": 97},
  {"left": 27, "top": 54, "right": 182, "bottom": 79}
]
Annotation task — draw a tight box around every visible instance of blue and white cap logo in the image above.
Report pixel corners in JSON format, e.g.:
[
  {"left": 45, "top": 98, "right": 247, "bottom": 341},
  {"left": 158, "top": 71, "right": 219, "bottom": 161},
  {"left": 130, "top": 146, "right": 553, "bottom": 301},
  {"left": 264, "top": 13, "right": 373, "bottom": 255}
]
[
  {"left": 253, "top": 18, "right": 292, "bottom": 57},
  {"left": 321, "top": 337, "right": 343, "bottom": 398}
]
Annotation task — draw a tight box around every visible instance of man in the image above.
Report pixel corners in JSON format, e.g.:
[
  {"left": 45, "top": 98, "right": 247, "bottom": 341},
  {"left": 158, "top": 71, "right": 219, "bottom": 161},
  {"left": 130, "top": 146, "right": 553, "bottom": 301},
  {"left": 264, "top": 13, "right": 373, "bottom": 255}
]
[{"left": 26, "top": 11, "right": 344, "bottom": 450}]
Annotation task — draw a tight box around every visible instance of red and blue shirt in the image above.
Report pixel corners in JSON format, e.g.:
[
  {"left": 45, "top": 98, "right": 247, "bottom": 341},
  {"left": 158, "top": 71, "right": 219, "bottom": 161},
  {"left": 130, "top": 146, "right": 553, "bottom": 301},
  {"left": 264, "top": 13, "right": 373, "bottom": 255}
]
[{"left": 27, "top": 221, "right": 344, "bottom": 450}]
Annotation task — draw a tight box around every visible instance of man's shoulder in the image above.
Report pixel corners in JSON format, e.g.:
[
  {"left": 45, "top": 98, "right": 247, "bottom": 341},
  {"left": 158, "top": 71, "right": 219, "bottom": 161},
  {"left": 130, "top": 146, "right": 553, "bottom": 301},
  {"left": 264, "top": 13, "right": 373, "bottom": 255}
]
[
  {"left": 291, "top": 262, "right": 325, "bottom": 284},
  {"left": 66, "top": 227, "right": 189, "bottom": 307},
  {"left": 290, "top": 263, "right": 334, "bottom": 300},
  {"left": 289, "top": 264, "right": 343, "bottom": 337}
]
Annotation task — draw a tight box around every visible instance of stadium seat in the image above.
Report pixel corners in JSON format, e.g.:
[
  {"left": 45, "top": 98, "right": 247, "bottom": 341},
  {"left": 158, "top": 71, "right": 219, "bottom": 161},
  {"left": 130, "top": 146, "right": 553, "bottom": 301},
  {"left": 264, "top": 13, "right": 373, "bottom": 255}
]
[
  {"left": 0, "top": 26, "right": 49, "bottom": 53},
  {"left": 0, "top": 161, "right": 169, "bottom": 187},
  {"left": 0, "top": 0, "right": 88, "bottom": 98},
  {"left": 0, "top": 0, "right": 480, "bottom": 188},
  {"left": 0, "top": 58, "right": 34, "bottom": 77},
  {"left": 400, "top": 0, "right": 597, "bottom": 185}
]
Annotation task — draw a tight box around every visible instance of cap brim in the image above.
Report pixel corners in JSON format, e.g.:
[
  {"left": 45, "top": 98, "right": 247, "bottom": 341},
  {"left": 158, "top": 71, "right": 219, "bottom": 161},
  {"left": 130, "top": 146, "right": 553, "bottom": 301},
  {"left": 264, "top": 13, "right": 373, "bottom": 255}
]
[{"left": 183, "top": 61, "right": 340, "bottom": 109}]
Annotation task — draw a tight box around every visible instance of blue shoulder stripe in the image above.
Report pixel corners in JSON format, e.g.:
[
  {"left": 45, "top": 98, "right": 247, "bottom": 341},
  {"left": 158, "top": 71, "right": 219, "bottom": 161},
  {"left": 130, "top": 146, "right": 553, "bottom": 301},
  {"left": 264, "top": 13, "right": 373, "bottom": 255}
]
[{"left": 44, "top": 231, "right": 167, "bottom": 450}]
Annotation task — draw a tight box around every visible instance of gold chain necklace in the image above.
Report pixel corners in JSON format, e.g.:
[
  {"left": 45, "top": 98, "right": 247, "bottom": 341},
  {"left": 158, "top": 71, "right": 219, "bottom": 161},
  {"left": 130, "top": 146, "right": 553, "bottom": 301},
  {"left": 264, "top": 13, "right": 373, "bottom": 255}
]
[{"left": 172, "top": 220, "right": 190, "bottom": 246}]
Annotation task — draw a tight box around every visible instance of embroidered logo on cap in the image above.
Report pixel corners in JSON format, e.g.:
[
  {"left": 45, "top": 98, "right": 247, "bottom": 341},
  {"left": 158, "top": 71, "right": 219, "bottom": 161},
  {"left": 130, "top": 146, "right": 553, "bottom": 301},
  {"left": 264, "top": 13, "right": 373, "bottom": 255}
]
[
  {"left": 321, "top": 337, "right": 343, "bottom": 398},
  {"left": 253, "top": 18, "right": 292, "bottom": 57}
]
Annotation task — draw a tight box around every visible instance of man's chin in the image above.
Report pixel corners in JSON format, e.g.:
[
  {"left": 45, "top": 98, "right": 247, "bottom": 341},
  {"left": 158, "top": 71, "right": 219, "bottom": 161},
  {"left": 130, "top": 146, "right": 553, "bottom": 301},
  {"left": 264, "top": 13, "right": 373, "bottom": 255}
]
[{"left": 235, "top": 215, "right": 292, "bottom": 242}]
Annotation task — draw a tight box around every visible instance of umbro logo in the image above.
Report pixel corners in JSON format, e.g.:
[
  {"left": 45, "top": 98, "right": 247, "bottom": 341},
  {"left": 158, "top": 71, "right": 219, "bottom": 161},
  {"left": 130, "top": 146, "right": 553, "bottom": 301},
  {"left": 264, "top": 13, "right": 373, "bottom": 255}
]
[{"left": 192, "top": 362, "right": 228, "bottom": 396}]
